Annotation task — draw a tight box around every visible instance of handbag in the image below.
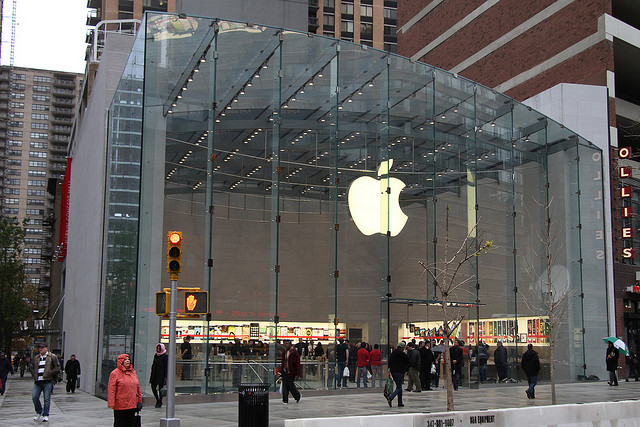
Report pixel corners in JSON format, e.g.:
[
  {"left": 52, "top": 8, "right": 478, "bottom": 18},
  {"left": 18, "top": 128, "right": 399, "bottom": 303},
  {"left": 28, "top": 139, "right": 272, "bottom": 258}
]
[
  {"left": 343, "top": 366, "right": 350, "bottom": 378},
  {"left": 383, "top": 376, "right": 394, "bottom": 397},
  {"left": 160, "top": 385, "right": 167, "bottom": 397}
]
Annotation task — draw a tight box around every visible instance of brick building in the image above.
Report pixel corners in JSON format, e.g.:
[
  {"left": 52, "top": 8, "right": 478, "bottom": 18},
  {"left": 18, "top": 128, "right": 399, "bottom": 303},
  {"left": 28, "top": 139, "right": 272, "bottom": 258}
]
[{"left": 397, "top": 0, "right": 640, "bottom": 364}]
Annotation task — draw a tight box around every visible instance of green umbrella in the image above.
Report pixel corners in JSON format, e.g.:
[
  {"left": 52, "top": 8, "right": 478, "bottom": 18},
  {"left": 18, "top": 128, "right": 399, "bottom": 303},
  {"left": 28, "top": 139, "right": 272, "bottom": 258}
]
[{"left": 602, "top": 337, "right": 628, "bottom": 356}]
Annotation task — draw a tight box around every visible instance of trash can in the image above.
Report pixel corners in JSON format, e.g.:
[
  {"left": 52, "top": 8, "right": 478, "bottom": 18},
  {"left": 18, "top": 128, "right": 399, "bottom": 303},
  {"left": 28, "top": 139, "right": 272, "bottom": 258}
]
[{"left": 238, "top": 383, "right": 270, "bottom": 427}]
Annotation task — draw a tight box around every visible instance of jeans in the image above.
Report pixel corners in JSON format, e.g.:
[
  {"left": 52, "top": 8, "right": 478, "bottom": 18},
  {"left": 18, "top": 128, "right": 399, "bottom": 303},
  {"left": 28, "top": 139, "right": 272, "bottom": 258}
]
[
  {"left": 371, "top": 365, "right": 383, "bottom": 387},
  {"left": 526, "top": 375, "right": 537, "bottom": 397},
  {"left": 32, "top": 380, "right": 54, "bottom": 416},
  {"left": 478, "top": 362, "right": 487, "bottom": 382},
  {"left": 388, "top": 372, "right": 404, "bottom": 405},
  {"left": 336, "top": 362, "right": 347, "bottom": 387},
  {"left": 356, "top": 366, "right": 369, "bottom": 388}
]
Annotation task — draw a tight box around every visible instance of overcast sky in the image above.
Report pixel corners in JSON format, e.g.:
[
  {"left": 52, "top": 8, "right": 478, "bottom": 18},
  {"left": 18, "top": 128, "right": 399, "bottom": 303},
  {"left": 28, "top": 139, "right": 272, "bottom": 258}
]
[{"left": 1, "top": 0, "right": 89, "bottom": 73}]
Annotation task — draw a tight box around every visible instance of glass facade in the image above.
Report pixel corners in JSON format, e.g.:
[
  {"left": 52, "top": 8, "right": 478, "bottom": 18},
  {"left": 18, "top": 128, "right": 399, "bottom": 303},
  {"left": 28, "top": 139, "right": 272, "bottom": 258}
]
[{"left": 96, "top": 13, "right": 608, "bottom": 396}]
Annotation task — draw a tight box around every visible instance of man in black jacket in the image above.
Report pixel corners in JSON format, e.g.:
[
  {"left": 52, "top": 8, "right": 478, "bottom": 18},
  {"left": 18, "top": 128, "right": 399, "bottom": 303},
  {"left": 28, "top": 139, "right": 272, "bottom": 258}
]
[
  {"left": 520, "top": 344, "right": 540, "bottom": 399},
  {"left": 405, "top": 342, "right": 421, "bottom": 392},
  {"left": 494, "top": 341, "right": 508, "bottom": 382},
  {"left": 449, "top": 339, "right": 463, "bottom": 390},
  {"left": 64, "top": 354, "right": 81, "bottom": 393},
  {"left": 418, "top": 340, "right": 434, "bottom": 390},
  {"left": 386, "top": 341, "right": 409, "bottom": 407}
]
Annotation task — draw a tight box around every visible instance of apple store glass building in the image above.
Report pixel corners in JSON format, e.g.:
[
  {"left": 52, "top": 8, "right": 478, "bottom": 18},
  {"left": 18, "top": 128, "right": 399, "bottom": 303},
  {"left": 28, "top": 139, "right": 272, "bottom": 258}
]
[{"left": 98, "top": 12, "right": 608, "bottom": 396}]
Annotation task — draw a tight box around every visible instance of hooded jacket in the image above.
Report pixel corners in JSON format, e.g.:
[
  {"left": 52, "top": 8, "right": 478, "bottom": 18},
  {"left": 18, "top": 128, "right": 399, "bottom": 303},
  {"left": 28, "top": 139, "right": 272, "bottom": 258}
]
[{"left": 108, "top": 354, "right": 142, "bottom": 410}]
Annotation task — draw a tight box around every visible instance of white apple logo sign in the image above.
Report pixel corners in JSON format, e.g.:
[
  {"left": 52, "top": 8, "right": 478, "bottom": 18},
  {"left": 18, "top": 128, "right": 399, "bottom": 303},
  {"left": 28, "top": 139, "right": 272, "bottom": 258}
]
[{"left": 347, "top": 159, "right": 408, "bottom": 237}]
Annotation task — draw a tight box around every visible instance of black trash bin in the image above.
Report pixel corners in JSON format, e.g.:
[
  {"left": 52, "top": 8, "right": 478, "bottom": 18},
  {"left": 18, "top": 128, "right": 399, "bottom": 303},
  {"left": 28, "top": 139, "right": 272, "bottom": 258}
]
[{"left": 238, "top": 383, "right": 270, "bottom": 427}]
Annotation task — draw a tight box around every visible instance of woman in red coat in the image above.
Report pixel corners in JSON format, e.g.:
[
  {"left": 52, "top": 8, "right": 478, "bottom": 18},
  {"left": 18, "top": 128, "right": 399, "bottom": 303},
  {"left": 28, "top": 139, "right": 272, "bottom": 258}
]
[{"left": 108, "top": 354, "right": 142, "bottom": 427}]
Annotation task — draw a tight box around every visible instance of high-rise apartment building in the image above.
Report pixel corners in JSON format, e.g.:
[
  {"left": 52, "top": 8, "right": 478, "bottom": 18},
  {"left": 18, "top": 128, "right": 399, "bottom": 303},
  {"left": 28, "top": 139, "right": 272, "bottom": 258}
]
[
  {"left": 0, "top": 66, "right": 82, "bottom": 333},
  {"left": 396, "top": 0, "right": 640, "bottom": 358},
  {"left": 309, "top": 0, "right": 397, "bottom": 52}
]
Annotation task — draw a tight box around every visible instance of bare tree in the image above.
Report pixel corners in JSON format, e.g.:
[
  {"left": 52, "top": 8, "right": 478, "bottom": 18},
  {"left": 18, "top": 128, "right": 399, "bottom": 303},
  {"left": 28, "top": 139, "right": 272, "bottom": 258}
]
[
  {"left": 418, "top": 206, "right": 492, "bottom": 411},
  {"left": 521, "top": 194, "right": 572, "bottom": 405}
]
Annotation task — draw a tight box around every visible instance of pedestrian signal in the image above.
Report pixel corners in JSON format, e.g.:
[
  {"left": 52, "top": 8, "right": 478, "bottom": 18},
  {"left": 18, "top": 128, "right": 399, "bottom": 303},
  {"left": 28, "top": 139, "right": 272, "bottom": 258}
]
[
  {"left": 167, "top": 231, "right": 182, "bottom": 273},
  {"left": 184, "top": 291, "right": 208, "bottom": 315},
  {"left": 155, "top": 291, "right": 169, "bottom": 315}
]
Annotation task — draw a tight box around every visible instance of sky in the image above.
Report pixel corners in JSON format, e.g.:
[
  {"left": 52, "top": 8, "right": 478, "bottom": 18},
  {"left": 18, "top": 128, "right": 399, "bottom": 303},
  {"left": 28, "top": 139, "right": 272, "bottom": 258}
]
[{"left": 1, "top": 0, "right": 90, "bottom": 73}]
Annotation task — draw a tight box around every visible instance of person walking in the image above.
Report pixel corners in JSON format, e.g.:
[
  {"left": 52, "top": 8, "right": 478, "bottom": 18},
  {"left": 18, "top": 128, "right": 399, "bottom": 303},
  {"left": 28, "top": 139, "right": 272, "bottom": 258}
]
[
  {"left": 180, "top": 335, "right": 192, "bottom": 381},
  {"left": 450, "top": 339, "right": 463, "bottom": 390},
  {"left": 31, "top": 343, "right": 61, "bottom": 422},
  {"left": 386, "top": 341, "right": 409, "bottom": 407},
  {"left": 280, "top": 340, "right": 301, "bottom": 404},
  {"left": 606, "top": 341, "right": 620, "bottom": 386},
  {"left": 405, "top": 342, "right": 422, "bottom": 392},
  {"left": 520, "top": 344, "right": 540, "bottom": 399},
  {"left": 64, "top": 354, "right": 81, "bottom": 393},
  {"left": 369, "top": 344, "right": 383, "bottom": 387},
  {"left": 108, "top": 354, "right": 143, "bottom": 427},
  {"left": 335, "top": 338, "right": 349, "bottom": 388},
  {"left": 0, "top": 352, "right": 14, "bottom": 395},
  {"left": 494, "top": 341, "right": 508, "bottom": 382},
  {"left": 418, "top": 340, "right": 434, "bottom": 391},
  {"left": 625, "top": 349, "right": 639, "bottom": 382},
  {"left": 356, "top": 342, "right": 370, "bottom": 388},
  {"left": 150, "top": 343, "right": 168, "bottom": 408}
]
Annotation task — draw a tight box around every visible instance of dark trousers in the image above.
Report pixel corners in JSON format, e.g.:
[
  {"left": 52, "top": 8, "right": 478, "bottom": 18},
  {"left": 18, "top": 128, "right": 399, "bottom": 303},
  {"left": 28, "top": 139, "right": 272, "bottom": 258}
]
[
  {"left": 388, "top": 371, "right": 404, "bottom": 405},
  {"left": 336, "top": 361, "right": 347, "bottom": 387},
  {"left": 281, "top": 372, "right": 300, "bottom": 403},
  {"left": 0, "top": 374, "right": 7, "bottom": 394},
  {"left": 609, "top": 370, "right": 618, "bottom": 386},
  {"left": 451, "top": 364, "right": 462, "bottom": 390},
  {"left": 113, "top": 408, "right": 137, "bottom": 427},
  {"left": 151, "top": 382, "right": 164, "bottom": 405},
  {"left": 181, "top": 359, "right": 191, "bottom": 380},
  {"left": 66, "top": 375, "right": 77, "bottom": 392},
  {"left": 420, "top": 366, "right": 432, "bottom": 390},
  {"left": 526, "top": 375, "right": 537, "bottom": 397},
  {"left": 496, "top": 364, "right": 508, "bottom": 381}
]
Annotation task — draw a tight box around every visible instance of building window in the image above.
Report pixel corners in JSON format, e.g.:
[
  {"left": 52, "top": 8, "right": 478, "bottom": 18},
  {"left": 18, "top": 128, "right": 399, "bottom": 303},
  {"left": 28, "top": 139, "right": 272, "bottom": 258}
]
[
  {"left": 6, "top": 168, "right": 21, "bottom": 175},
  {"left": 33, "top": 85, "right": 51, "bottom": 92},
  {"left": 26, "top": 219, "right": 43, "bottom": 226},
  {"left": 4, "top": 208, "right": 19, "bottom": 215},
  {"left": 8, "top": 121, "right": 23, "bottom": 127},
  {"left": 12, "top": 83, "right": 26, "bottom": 91},
  {"left": 29, "top": 161, "right": 47, "bottom": 168},
  {"left": 29, "top": 170, "right": 47, "bottom": 177},
  {"left": 384, "top": 7, "right": 397, "bottom": 20},
  {"left": 323, "top": 0, "right": 334, "bottom": 8},
  {"left": 4, "top": 198, "right": 19, "bottom": 204},
  {"left": 24, "top": 258, "right": 41, "bottom": 264},
  {"left": 31, "top": 123, "right": 49, "bottom": 130},
  {"left": 384, "top": 43, "right": 397, "bottom": 53},
  {"left": 8, "top": 130, "right": 23, "bottom": 137},
  {"left": 34, "top": 76, "right": 52, "bottom": 83},
  {"left": 25, "top": 247, "right": 42, "bottom": 254},
  {"left": 361, "top": 5, "right": 373, "bottom": 17},
  {"left": 27, "top": 199, "right": 46, "bottom": 206},
  {"left": 6, "top": 159, "right": 22, "bottom": 166},
  {"left": 323, "top": 14, "right": 334, "bottom": 27},
  {"left": 7, "top": 140, "right": 22, "bottom": 147},
  {"left": 30, "top": 142, "right": 48, "bottom": 149},
  {"left": 11, "top": 92, "right": 25, "bottom": 99},
  {"left": 33, "top": 94, "right": 50, "bottom": 102},
  {"left": 341, "top": 2, "right": 354, "bottom": 16},
  {"left": 361, "top": 23, "right": 373, "bottom": 39},
  {"left": 10, "top": 102, "right": 24, "bottom": 109},
  {"left": 6, "top": 179, "right": 20, "bottom": 186},
  {"left": 12, "top": 73, "right": 26, "bottom": 80},
  {"left": 28, "top": 180, "right": 47, "bottom": 187},
  {"left": 30, "top": 132, "right": 48, "bottom": 140},
  {"left": 7, "top": 150, "right": 22, "bottom": 157},
  {"left": 31, "top": 113, "right": 50, "bottom": 120},
  {"left": 32, "top": 104, "right": 50, "bottom": 111},
  {"left": 4, "top": 188, "right": 20, "bottom": 195},
  {"left": 27, "top": 190, "right": 46, "bottom": 196},
  {"left": 341, "top": 20, "right": 354, "bottom": 33},
  {"left": 30, "top": 151, "right": 48, "bottom": 158},
  {"left": 11, "top": 112, "right": 24, "bottom": 118},
  {"left": 25, "top": 238, "right": 43, "bottom": 245},
  {"left": 26, "top": 210, "right": 44, "bottom": 216}
]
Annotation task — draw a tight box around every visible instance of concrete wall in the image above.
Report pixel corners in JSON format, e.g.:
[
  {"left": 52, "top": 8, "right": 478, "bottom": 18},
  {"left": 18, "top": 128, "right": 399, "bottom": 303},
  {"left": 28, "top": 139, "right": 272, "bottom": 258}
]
[
  {"left": 176, "top": 0, "right": 308, "bottom": 32},
  {"left": 64, "top": 33, "right": 135, "bottom": 395},
  {"left": 285, "top": 400, "right": 640, "bottom": 427}
]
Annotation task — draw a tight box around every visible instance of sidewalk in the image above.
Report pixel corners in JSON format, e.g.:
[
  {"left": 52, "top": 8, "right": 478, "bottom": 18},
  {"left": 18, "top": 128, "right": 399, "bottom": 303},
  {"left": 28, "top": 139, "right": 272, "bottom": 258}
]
[{"left": 1, "top": 375, "right": 640, "bottom": 426}]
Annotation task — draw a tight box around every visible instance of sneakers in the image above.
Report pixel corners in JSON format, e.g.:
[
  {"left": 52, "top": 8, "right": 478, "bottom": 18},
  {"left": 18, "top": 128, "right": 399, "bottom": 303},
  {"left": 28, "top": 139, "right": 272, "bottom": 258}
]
[
  {"left": 42, "top": 416, "right": 49, "bottom": 422},
  {"left": 34, "top": 414, "right": 42, "bottom": 421}
]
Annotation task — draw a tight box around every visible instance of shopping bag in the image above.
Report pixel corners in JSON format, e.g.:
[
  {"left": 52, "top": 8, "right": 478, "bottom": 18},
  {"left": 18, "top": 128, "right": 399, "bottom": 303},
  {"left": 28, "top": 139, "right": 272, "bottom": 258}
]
[
  {"left": 367, "top": 370, "right": 372, "bottom": 380},
  {"left": 160, "top": 385, "right": 167, "bottom": 397},
  {"left": 343, "top": 366, "right": 350, "bottom": 378},
  {"left": 279, "top": 381, "right": 283, "bottom": 395},
  {"left": 383, "top": 376, "right": 394, "bottom": 397},
  {"left": 430, "top": 364, "right": 436, "bottom": 374},
  {"left": 133, "top": 413, "right": 141, "bottom": 427}
]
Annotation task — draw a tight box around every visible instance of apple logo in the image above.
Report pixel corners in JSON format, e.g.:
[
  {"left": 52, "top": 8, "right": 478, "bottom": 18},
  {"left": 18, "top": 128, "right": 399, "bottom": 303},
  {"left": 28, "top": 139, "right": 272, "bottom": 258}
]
[{"left": 347, "top": 159, "right": 408, "bottom": 237}]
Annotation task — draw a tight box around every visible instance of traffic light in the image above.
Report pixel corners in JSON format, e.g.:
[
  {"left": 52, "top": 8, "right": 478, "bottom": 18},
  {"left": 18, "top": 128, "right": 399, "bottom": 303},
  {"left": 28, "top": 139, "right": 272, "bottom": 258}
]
[
  {"left": 166, "top": 231, "right": 182, "bottom": 273},
  {"left": 184, "top": 291, "right": 208, "bottom": 315},
  {"left": 155, "top": 291, "right": 169, "bottom": 315}
]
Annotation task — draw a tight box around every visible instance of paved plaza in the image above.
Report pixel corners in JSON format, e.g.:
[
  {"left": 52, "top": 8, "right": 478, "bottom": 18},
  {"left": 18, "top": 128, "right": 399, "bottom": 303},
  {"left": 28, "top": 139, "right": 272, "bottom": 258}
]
[{"left": 1, "top": 375, "right": 640, "bottom": 426}]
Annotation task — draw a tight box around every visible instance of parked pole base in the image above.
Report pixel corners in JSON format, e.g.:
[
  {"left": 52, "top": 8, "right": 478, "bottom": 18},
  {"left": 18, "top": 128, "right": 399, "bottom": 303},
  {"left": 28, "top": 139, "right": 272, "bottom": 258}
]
[{"left": 160, "top": 418, "right": 181, "bottom": 427}]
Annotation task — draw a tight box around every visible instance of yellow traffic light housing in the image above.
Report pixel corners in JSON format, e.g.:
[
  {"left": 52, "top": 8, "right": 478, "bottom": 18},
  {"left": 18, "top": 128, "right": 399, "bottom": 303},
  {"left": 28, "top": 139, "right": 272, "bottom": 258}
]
[
  {"left": 155, "top": 291, "right": 169, "bottom": 315},
  {"left": 167, "top": 231, "right": 182, "bottom": 274},
  {"left": 184, "top": 291, "right": 208, "bottom": 315}
]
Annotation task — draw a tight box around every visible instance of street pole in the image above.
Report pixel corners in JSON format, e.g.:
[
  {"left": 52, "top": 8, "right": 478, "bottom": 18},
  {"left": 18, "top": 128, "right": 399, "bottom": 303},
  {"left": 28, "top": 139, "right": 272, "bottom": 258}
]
[{"left": 160, "top": 277, "right": 180, "bottom": 427}]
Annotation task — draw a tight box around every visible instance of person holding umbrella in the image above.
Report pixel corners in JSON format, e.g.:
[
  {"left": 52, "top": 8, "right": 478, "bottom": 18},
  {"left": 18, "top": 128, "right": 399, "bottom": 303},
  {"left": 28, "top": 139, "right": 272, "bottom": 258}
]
[{"left": 606, "top": 341, "right": 620, "bottom": 386}]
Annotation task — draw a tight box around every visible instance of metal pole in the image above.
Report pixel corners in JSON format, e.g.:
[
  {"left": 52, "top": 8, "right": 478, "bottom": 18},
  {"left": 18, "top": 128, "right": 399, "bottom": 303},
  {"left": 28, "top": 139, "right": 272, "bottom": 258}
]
[{"left": 160, "top": 279, "right": 180, "bottom": 427}]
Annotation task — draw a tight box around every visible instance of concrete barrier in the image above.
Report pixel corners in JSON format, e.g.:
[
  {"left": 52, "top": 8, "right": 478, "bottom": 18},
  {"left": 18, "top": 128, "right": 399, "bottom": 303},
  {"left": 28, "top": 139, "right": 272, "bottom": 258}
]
[{"left": 284, "top": 400, "right": 640, "bottom": 427}]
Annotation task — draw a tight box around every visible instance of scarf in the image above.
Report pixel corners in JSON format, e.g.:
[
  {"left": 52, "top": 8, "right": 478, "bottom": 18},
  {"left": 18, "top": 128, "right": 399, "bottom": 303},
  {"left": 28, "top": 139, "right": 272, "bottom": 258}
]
[{"left": 156, "top": 343, "right": 166, "bottom": 356}]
